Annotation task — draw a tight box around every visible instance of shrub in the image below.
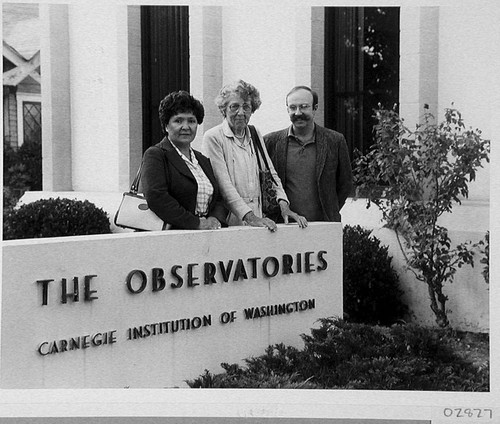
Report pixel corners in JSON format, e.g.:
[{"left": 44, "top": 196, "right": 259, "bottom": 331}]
[
  {"left": 3, "top": 141, "right": 42, "bottom": 208},
  {"left": 188, "top": 345, "right": 320, "bottom": 389},
  {"left": 186, "top": 318, "right": 489, "bottom": 391},
  {"left": 3, "top": 197, "right": 111, "bottom": 240},
  {"left": 343, "top": 224, "right": 407, "bottom": 325}
]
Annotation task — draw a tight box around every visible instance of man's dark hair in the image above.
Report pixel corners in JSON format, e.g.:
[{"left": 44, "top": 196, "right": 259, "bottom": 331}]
[{"left": 286, "top": 86, "right": 319, "bottom": 108}]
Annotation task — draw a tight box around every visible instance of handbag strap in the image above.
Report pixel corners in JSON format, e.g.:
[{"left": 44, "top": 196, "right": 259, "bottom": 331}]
[
  {"left": 130, "top": 146, "right": 164, "bottom": 194},
  {"left": 248, "top": 125, "right": 277, "bottom": 185},
  {"left": 130, "top": 161, "right": 142, "bottom": 194}
]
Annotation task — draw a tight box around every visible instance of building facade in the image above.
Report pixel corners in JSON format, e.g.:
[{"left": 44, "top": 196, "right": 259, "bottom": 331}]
[
  {"left": 3, "top": 3, "right": 41, "bottom": 149},
  {"left": 37, "top": 3, "right": 495, "bottom": 198}
]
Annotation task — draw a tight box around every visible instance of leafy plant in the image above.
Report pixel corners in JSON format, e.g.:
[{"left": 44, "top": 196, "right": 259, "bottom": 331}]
[
  {"left": 353, "top": 106, "right": 490, "bottom": 327},
  {"left": 478, "top": 231, "right": 489, "bottom": 284},
  {"left": 3, "top": 141, "right": 42, "bottom": 208},
  {"left": 343, "top": 225, "right": 407, "bottom": 325},
  {"left": 3, "top": 197, "right": 111, "bottom": 240},
  {"left": 186, "top": 318, "right": 488, "bottom": 391}
]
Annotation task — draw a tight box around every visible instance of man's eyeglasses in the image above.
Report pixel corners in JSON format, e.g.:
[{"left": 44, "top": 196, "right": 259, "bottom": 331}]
[
  {"left": 228, "top": 103, "right": 252, "bottom": 113},
  {"left": 287, "top": 104, "right": 312, "bottom": 113}
]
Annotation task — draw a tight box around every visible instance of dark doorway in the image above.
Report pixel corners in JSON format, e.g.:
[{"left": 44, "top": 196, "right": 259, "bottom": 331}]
[
  {"left": 324, "top": 7, "right": 400, "bottom": 158},
  {"left": 141, "top": 6, "right": 190, "bottom": 151}
]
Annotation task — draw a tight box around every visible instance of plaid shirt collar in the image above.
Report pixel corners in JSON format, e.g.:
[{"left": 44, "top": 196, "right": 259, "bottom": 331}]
[
  {"left": 169, "top": 139, "right": 199, "bottom": 165},
  {"left": 169, "top": 139, "right": 213, "bottom": 217}
]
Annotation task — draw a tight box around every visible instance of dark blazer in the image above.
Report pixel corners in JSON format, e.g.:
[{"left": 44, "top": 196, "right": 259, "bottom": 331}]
[
  {"left": 264, "top": 124, "right": 353, "bottom": 222},
  {"left": 140, "top": 138, "right": 227, "bottom": 229}
]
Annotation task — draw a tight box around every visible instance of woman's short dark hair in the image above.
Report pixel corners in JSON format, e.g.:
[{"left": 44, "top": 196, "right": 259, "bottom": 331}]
[
  {"left": 215, "top": 80, "right": 262, "bottom": 116},
  {"left": 159, "top": 91, "right": 205, "bottom": 132}
]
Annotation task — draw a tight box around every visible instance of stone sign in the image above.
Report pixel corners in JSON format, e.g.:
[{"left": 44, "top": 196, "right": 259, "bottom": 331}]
[{"left": 1, "top": 223, "right": 342, "bottom": 388}]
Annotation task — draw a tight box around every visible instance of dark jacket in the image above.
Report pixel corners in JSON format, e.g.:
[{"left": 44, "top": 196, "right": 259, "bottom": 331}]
[
  {"left": 140, "top": 138, "right": 227, "bottom": 229},
  {"left": 264, "top": 124, "right": 353, "bottom": 222}
]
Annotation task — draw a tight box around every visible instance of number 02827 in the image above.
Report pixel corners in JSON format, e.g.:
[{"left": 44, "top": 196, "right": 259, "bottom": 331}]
[{"left": 443, "top": 408, "right": 493, "bottom": 419}]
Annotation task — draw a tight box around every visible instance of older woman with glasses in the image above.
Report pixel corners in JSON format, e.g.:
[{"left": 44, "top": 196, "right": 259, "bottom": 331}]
[{"left": 202, "top": 80, "right": 307, "bottom": 231}]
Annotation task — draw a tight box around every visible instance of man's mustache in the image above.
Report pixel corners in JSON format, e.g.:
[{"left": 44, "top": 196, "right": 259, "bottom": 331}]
[{"left": 291, "top": 114, "right": 310, "bottom": 122}]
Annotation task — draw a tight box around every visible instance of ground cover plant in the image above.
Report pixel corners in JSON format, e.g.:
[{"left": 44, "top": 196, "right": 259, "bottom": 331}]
[{"left": 186, "top": 318, "right": 488, "bottom": 390}]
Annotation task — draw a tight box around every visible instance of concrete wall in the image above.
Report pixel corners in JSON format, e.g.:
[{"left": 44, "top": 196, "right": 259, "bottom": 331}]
[
  {"left": 437, "top": 3, "right": 496, "bottom": 204},
  {"left": 17, "top": 188, "right": 490, "bottom": 333},
  {"left": 342, "top": 200, "right": 489, "bottom": 332},
  {"left": 217, "top": 6, "right": 312, "bottom": 136},
  {"left": 375, "top": 228, "right": 489, "bottom": 332},
  {"left": 1, "top": 223, "right": 342, "bottom": 389},
  {"left": 398, "top": 4, "right": 493, "bottom": 209}
]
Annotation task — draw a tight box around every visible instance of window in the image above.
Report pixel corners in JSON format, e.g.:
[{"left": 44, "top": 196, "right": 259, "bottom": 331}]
[
  {"left": 324, "top": 7, "right": 400, "bottom": 157},
  {"left": 16, "top": 93, "right": 42, "bottom": 147},
  {"left": 23, "top": 101, "right": 41, "bottom": 145}
]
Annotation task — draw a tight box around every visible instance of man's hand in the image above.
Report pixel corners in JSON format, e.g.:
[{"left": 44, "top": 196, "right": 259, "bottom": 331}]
[{"left": 279, "top": 200, "right": 308, "bottom": 228}]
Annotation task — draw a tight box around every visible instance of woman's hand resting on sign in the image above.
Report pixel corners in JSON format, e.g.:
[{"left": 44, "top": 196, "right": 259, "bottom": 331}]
[
  {"left": 198, "top": 217, "right": 222, "bottom": 230},
  {"left": 243, "top": 211, "right": 277, "bottom": 232}
]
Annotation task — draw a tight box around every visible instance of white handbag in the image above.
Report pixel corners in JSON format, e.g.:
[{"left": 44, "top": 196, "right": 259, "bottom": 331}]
[{"left": 114, "top": 162, "right": 169, "bottom": 231}]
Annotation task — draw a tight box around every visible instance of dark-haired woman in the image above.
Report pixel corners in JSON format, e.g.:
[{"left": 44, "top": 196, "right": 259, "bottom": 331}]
[{"left": 140, "top": 90, "right": 227, "bottom": 230}]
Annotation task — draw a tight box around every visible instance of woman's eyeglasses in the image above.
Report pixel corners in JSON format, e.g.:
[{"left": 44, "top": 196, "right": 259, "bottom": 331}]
[{"left": 228, "top": 103, "right": 252, "bottom": 113}]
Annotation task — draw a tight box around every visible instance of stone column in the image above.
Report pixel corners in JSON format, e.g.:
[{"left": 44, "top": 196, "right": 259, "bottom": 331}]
[
  {"left": 40, "top": 3, "right": 132, "bottom": 192},
  {"left": 399, "top": 7, "right": 439, "bottom": 124},
  {"left": 66, "top": 2, "right": 130, "bottom": 192},
  {"left": 40, "top": 4, "right": 72, "bottom": 191},
  {"left": 189, "top": 6, "right": 223, "bottom": 149}
]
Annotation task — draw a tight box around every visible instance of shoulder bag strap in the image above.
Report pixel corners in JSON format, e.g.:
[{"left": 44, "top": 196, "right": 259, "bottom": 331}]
[
  {"left": 130, "top": 146, "right": 164, "bottom": 194},
  {"left": 130, "top": 162, "right": 142, "bottom": 194},
  {"left": 249, "top": 125, "right": 277, "bottom": 185}
]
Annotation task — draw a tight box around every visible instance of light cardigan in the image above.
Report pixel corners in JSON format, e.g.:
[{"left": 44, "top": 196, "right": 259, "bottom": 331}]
[{"left": 201, "top": 119, "right": 288, "bottom": 222}]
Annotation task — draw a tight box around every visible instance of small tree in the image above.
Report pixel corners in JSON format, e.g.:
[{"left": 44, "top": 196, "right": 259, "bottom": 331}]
[{"left": 354, "top": 106, "right": 490, "bottom": 327}]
